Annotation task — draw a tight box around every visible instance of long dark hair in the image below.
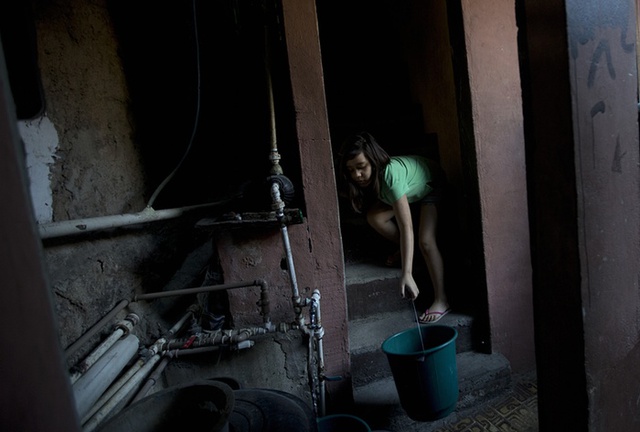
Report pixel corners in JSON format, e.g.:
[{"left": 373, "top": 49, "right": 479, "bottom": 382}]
[{"left": 338, "top": 132, "right": 391, "bottom": 213}]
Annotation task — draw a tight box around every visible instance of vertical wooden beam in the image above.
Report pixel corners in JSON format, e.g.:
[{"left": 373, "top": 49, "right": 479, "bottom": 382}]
[
  {"left": 460, "top": 0, "right": 535, "bottom": 372},
  {"left": 280, "top": 0, "right": 351, "bottom": 408},
  {"left": 0, "top": 39, "right": 80, "bottom": 431},
  {"left": 523, "top": 0, "right": 640, "bottom": 429}
]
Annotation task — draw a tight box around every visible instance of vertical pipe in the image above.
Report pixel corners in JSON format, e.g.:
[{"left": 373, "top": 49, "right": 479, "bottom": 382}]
[
  {"left": 265, "top": 24, "right": 282, "bottom": 176},
  {"left": 257, "top": 279, "right": 273, "bottom": 330},
  {"left": 271, "top": 182, "right": 302, "bottom": 323},
  {"left": 313, "top": 290, "right": 326, "bottom": 417},
  {"left": 306, "top": 289, "right": 325, "bottom": 417}
]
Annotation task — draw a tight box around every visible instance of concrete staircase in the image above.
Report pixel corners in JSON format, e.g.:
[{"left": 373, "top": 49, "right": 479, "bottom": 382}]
[{"left": 344, "top": 260, "right": 512, "bottom": 432}]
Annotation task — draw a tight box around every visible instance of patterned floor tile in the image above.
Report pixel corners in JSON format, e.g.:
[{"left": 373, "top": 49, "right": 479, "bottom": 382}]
[{"left": 433, "top": 377, "right": 538, "bottom": 432}]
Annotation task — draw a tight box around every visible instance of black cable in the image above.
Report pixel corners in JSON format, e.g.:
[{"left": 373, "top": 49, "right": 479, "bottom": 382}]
[{"left": 146, "top": 0, "right": 202, "bottom": 209}]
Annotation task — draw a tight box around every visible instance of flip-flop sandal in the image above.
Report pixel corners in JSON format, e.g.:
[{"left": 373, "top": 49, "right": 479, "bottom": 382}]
[{"left": 418, "top": 308, "right": 451, "bottom": 324}]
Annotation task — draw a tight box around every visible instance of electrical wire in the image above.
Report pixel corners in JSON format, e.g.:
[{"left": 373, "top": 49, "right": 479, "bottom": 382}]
[{"left": 146, "top": 0, "right": 202, "bottom": 209}]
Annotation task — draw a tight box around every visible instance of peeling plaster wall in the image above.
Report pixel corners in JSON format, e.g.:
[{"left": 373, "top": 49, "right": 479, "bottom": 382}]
[
  {"left": 20, "top": 0, "right": 345, "bottom": 415},
  {"left": 33, "top": 1, "right": 146, "bottom": 220}
]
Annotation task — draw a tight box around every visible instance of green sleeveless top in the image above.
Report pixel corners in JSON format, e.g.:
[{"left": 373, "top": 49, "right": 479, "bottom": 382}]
[{"left": 378, "top": 156, "right": 436, "bottom": 205}]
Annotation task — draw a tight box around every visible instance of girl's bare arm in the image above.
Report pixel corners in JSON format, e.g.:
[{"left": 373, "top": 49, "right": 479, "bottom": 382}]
[{"left": 392, "top": 195, "right": 419, "bottom": 299}]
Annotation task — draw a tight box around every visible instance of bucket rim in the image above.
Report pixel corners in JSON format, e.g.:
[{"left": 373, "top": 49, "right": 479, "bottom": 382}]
[{"left": 380, "top": 324, "right": 458, "bottom": 356}]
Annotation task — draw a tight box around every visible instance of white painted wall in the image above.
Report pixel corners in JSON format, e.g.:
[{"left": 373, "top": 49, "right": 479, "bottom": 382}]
[{"left": 18, "top": 115, "right": 58, "bottom": 224}]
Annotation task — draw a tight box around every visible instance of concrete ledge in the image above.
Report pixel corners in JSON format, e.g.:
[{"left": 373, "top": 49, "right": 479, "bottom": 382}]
[
  {"left": 352, "top": 352, "right": 512, "bottom": 432},
  {"left": 457, "top": 351, "right": 512, "bottom": 408}
]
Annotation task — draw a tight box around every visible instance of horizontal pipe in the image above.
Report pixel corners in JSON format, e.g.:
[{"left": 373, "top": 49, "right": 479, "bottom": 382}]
[
  {"left": 166, "top": 346, "right": 222, "bottom": 358},
  {"left": 165, "top": 327, "right": 268, "bottom": 350},
  {"left": 39, "top": 201, "right": 227, "bottom": 240},
  {"left": 134, "top": 279, "right": 266, "bottom": 301}
]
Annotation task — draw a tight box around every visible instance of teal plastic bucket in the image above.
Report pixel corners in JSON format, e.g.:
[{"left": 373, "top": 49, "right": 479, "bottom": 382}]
[
  {"left": 317, "top": 414, "right": 371, "bottom": 432},
  {"left": 381, "top": 325, "right": 458, "bottom": 421}
]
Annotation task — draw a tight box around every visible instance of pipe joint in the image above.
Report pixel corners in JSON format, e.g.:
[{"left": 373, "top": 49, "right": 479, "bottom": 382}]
[
  {"left": 235, "top": 340, "right": 255, "bottom": 350},
  {"left": 114, "top": 313, "right": 140, "bottom": 336},
  {"left": 142, "top": 338, "right": 166, "bottom": 359},
  {"left": 270, "top": 182, "right": 285, "bottom": 215},
  {"left": 277, "top": 322, "right": 293, "bottom": 332},
  {"left": 263, "top": 321, "right": 276, "bottom": 332}
]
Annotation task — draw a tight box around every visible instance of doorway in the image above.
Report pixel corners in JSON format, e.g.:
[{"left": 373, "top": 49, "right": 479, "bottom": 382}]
[{"left": 316, "top": 0, "right": 488, "bottom": 323}]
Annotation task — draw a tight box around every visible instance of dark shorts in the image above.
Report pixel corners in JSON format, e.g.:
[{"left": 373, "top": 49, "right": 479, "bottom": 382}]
[
  {"left": 417, "top": 184, "right": 444, "bottom": 204},
  {"left": 416, "top": 163, "right": 446, "bottom": 205}
]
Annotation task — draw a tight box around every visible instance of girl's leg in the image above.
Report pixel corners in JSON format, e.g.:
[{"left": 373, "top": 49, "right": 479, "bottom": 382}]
[
  {"left": 418, "top": 203, "right": 450, "bottom": 322},
  {"left": 367, "top": 202, "right": 402, "bottom": 266},
  {"left": 366, "top": 201, "right": 399, "bottom": 244}
]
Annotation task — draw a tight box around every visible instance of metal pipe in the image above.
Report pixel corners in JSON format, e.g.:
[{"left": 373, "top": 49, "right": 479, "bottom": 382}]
[
  {"left": 70, "top": 314, "right": 139, "bottom": 384},
  {"left": 311, "top": 290, "right": 326, "bottom": 417},
  {"left": 264, "top": 24, "right": 282, "bottom": 176},
  {"left": 274, "top": 187, "right": 300, "bottom": 299},
  {"left": 166, "top": 310, "right": 193, "bottom": 337},
  {"left": 256, "top": 279, "right": 273, "bottom": 330},
  {"left": 65, "top": 299, "right": 129, "bottom": 361},
  {"left": 165, "top": 327, "right": 268, "bottom": 351},
  {"left": 128, "top": 304, "right": 201, "bottom": 405},
  {"left": 281, "top": 223, "right": 304, "bottom": 321},
  {"left": 126, "top": 307, "right": 198, "bottom": 404},
  {"left": 166, "top": 345, "right": 221, "bottom": 358},
  {"left": 270, "top": 182, "right": 304, "bottom": 327},
  {"left": 39, "top": 201, "right": 228, "bottom": 240},
  {"left": 134, "top": 279, "right": 266, "bottom": 302},
  {"left": 129, "top": 357, "right": 170, "bottom": 405},
  {"left": 301, "top": 289, "right": 326, "bottom": 417}
]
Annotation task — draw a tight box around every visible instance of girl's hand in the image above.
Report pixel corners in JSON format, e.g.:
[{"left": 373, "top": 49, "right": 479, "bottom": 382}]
[{"left": 400, "top": 274, "right": 419, "bottom": 300}]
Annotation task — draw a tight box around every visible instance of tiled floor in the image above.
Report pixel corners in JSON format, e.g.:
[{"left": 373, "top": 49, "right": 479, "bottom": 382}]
[{"left": 433, "top": 376, "right": 538, "bottom": 432}]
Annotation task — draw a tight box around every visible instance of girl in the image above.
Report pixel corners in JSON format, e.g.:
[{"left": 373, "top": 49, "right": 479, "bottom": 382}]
[{"left": 339, "top": 132, "right": 450, "bottom": 323}]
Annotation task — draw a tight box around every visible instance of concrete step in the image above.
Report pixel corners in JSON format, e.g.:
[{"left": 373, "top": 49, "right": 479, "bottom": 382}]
[
  {"left": 346, "top": 261, "right": 435, "bottom": 321},
  {"left": 344, "top": 255, "right": 511, "bottom": 431},
  {"left": 348, "top": 309, "right": 475, "bottom": 388},
  {"left": 351, "top": 351, "right": 512, "bottom": 432}
]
